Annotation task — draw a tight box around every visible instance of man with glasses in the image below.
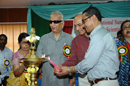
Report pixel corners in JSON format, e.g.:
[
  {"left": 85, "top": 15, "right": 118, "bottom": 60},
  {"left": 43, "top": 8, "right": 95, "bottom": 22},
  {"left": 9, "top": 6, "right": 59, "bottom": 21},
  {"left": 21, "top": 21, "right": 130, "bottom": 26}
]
[
  {"left": 54, "top": 7, "right": 119, "bottom": 86},
  {"left": 36, "top": 11, "right": 73, "bottom": 86}
]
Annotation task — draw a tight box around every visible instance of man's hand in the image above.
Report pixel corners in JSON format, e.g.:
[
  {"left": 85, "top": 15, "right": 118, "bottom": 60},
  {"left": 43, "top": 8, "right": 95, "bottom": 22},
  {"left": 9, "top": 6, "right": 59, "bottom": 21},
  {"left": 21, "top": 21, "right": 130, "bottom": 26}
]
[
  {"left": 69, "top": 77, "right": 75, "bottom": 86},
  {"left": 54, "top": 65, "right": 69, "bottom": 76},
  {"left": 54, "top": 64, "right": 62, "bottom": 73}
]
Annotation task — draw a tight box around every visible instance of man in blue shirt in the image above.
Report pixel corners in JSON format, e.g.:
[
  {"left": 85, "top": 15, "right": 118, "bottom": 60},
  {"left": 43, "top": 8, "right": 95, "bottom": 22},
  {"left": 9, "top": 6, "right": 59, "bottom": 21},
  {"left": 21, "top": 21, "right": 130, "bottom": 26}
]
[
  {"left": 0, "top": 34, "right": 13, "bottom": 86},
  {"left": 54, "top": 7, "right": 119, "bottom": 86}
]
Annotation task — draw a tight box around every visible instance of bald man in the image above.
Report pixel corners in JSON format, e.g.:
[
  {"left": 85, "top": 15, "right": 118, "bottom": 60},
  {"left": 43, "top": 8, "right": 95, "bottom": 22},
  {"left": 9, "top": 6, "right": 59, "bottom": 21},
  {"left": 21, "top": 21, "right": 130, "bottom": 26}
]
[{"left": 61, "top": 14, "right": 90, "bottom": 86}]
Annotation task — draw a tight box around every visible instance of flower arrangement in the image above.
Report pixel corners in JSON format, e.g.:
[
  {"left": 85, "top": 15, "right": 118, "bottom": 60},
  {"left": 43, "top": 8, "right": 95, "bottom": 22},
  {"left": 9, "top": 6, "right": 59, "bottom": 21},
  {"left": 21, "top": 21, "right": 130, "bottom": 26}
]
[
  {"left": 25, "top": 36, "right": 40, "bottom": 43},
  {"left": 25, "top": 28, "right": 40, "bottom": 43}
]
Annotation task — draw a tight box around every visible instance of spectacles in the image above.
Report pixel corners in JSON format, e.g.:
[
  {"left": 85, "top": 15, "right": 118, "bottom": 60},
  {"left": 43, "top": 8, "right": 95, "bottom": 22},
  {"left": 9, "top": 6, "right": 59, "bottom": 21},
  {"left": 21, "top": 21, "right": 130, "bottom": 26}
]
[
  {"left": 21, "top": 41, "right": 30, "bottom": 44},
  {"left": 123, "top": 24, "right": 130, "bottom": 30},
  {"left": 49, "top": 20, "right": 62, "bottom": 24},
  {"left": 82, "top": 16, "right": 92, "bottom": 24}
]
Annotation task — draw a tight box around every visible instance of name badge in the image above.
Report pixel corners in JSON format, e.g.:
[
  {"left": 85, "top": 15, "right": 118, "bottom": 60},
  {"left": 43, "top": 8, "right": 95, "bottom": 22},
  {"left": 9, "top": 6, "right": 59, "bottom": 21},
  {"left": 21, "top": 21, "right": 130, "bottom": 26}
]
[
  {"left": 3, "top": 59, "right": 11, "bottom": 71},
  {"left": 63, "top": 45, "right": 71, "bottom": 60}
]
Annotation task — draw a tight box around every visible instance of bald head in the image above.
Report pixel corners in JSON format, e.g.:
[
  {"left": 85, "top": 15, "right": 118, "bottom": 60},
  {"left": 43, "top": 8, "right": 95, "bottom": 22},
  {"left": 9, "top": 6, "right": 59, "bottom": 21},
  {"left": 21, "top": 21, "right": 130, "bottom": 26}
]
[
  {"left": 74, "top": 14, "right": 86, "bottom": 35},
  {"left": 74, "top": 14, "right": 82, "bottom": 24}
]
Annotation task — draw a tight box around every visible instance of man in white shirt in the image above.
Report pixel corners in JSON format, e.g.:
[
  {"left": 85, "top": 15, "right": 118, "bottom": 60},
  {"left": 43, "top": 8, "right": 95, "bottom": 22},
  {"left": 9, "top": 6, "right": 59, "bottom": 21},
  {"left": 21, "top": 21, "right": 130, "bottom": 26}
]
[{"left": 0, "top": 34, "right": 13, "bottom": 86}]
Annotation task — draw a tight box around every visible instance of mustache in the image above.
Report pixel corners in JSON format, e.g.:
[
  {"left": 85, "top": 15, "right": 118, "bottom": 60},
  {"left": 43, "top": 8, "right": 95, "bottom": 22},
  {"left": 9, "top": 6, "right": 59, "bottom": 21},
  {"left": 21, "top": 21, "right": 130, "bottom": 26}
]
[{"left": 83, "top": 27, "right": 86, "bottom": 29}]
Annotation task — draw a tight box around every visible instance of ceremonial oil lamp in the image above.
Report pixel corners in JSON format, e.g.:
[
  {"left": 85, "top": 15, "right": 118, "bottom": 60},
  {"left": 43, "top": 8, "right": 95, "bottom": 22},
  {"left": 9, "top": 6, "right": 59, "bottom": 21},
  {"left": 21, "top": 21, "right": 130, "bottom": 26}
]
[{"left": 20, "top": 28, "right": 47, "bottom": 86}]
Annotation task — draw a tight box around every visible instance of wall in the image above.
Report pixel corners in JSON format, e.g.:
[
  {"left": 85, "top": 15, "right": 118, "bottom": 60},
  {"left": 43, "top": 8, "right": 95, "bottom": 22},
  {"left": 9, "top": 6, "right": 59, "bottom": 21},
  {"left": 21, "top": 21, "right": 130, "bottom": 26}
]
[{"left": 0, "top": 8, "right": 28, "bottom": 52}]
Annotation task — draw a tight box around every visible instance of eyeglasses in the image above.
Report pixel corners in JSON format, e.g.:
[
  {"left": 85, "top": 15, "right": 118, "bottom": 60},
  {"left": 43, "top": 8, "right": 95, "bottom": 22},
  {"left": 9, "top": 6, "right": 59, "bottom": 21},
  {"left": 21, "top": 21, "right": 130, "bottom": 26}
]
[
  {"left": 123, "top": 24, "right": 130, "bottom": 30},
  {"left": 49, "top": 20, "right": 62, "bottom": 24},
  {"left": 82, "top": 16, "right": 92, "bottom": 24},
  {"left": 21, "top": 41, "right": 30, "bottom": 44}
]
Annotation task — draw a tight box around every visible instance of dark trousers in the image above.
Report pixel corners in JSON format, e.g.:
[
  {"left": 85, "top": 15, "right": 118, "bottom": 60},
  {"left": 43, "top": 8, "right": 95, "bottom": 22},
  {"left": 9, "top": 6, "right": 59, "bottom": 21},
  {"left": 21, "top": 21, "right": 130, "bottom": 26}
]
[{"left": 0, "top": 76, "right": 9, "bottom": 86}]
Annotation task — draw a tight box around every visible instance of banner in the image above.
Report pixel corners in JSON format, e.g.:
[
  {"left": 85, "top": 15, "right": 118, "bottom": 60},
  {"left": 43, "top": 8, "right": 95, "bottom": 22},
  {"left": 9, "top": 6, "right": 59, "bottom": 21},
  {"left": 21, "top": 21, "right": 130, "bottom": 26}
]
[
  {"left": 71, "top": 17, "right": 130, "bottom": 41},
  {"left": 102, "top": 17, "right": 130, "bottom": 42}
]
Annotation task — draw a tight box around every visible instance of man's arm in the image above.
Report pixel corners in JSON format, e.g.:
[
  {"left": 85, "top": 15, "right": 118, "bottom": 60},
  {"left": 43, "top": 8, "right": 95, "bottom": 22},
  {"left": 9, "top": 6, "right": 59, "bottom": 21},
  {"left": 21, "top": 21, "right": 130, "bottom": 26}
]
[
  {"left": 69, "top": 77, "right": 75, "bottom": 86},
  {"left": 75, "top": 35, "right": 106, "bottom": 74}
]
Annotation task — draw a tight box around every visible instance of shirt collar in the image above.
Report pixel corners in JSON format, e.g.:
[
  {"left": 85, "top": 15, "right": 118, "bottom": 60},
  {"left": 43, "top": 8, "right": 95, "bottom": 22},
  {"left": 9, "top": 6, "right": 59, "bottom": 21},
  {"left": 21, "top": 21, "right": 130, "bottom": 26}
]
[
  {"left": 0, "top": 47, "right": 7, "bottom": 52},
  {"left": 48, "top": 31, "right": 65, "bottom": 41},
  {"left": 90, "top": 24, "right": 103, "bottom": 38},
  {"left": 82, "top": 35, "right": 89, "bottom": 39},
  {"left": 3, "top": 47, "right": 7, "bottom": 51},
  {"left": 123, "top": 38, "right": 129, "bottom": 43}
]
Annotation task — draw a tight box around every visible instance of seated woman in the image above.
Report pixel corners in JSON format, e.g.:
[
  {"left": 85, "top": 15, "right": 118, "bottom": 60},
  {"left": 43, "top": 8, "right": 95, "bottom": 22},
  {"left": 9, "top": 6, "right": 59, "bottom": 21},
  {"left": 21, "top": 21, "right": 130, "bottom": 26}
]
[
  {"left": 116, "top": 20, "right": 130, "bottom": 86},
  {"left": 7, "top": 32, "right": 30, "bottom": 86}
]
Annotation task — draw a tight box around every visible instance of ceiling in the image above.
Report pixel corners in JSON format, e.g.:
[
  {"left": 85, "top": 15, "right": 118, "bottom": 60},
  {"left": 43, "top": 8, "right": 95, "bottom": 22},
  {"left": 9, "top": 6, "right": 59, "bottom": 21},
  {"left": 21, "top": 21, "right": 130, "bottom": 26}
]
[{"left": 0, "top": 0, "right": 129, "bottom": 8}]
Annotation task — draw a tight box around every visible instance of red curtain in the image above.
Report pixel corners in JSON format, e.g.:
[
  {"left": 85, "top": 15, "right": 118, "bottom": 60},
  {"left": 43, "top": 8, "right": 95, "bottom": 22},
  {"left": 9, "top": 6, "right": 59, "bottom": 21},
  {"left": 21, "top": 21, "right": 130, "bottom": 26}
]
[{"left": 63, "top": 20, "right": 73, "bottom": 34}]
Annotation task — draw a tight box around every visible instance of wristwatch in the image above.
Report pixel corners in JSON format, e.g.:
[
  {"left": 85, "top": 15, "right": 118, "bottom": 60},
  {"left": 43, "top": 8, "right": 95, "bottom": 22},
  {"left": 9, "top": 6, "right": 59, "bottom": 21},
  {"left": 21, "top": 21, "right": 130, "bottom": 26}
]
[{"left": 68, "top": 68, "right": 72, "bottom": 76}]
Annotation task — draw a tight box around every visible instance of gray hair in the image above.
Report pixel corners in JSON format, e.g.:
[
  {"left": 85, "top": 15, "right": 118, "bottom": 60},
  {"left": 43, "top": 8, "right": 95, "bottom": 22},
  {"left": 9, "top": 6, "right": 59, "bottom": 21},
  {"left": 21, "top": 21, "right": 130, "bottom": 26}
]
[{"left": 50, "top": 11, "right": 64, "bottom": 20}]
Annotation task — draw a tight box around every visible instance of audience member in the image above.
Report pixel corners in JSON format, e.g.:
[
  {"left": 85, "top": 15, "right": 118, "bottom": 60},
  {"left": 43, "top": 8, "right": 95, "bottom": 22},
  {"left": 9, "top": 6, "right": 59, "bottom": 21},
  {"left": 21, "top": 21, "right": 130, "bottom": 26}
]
[
  {"left": 0, "top": 34, "right": 13, "bottom": 86},
  {"left": 36, "top": 11, "right": 73, "bottom": 86},
  {"left": 117, "top": 30, "right": 123, "bottom": 40},
  {"left": 7, "top": 32, "right": 30, "bottom": 86},
  {"left": 116, "top": 20, "right": 130, "bottom": 86}
]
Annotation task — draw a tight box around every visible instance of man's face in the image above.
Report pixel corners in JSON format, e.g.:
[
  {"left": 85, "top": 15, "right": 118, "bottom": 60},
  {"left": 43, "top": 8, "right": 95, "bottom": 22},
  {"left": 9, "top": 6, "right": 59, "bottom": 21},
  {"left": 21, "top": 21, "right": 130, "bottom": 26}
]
[
  {"left": 49, "top": 13, "right": 64, "bottom": 33},
  {"left": 0, "top": 36, "right": 7, "bottom": 47},
  {"left": 74, "top": 14, "right": 86, "bottom": 35},
  {"left": 82, "top": 13, "right": 93, "bottom": 34}
]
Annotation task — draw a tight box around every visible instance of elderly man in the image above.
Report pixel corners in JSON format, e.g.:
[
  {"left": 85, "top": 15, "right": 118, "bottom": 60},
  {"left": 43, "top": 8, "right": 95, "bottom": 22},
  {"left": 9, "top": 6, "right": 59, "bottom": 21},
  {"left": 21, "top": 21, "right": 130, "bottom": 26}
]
[
  {"left": 61, "top": 13, "right": 90, "bottom": 86},
  {"left": 0, "top": 34, "right": 13, "bottom": 86},
  {"left": 36, "top": 11, "right": 73, "bottom": 86},
  {"left": 54, "top": 7, "right": 119, "bottom": 86}
]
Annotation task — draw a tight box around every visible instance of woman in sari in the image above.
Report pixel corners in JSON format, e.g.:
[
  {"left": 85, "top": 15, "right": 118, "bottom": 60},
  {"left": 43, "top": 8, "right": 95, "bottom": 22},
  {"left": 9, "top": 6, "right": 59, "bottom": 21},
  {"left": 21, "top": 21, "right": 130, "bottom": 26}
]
[
  {"left": 116, "top": 20, "right": 130, "bottom": 86},
  {"left": 7, "top": 32, "right": 30, "bottom": 86}
]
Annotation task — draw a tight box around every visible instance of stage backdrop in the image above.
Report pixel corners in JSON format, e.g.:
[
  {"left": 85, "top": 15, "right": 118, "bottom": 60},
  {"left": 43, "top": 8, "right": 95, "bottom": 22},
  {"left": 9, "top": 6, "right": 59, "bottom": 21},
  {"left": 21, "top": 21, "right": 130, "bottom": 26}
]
[
  {"left": 27, "top": 1, "right": 130, "bottom": 40},
  {"left": 102, "top": 17, "right": 130, "bottom": 42},
  {"left": 67, "top": 17, "right": 130, "bottom": 40}
]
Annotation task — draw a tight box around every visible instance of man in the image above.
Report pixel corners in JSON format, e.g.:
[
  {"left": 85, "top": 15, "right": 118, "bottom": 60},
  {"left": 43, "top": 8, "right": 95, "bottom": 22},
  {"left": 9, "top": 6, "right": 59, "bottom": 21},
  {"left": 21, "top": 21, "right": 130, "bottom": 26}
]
[
  {"left": 0, "top": 34, "right": 13, "bottom": 86},
  {"left": 36, "top": 11, "right": 73, "bottom": 86},
  {"left": 54, "top": 7, "right": 119, "bottom": 86},
  {"left": 61, "top": 13, "right": 90, "bottom": 86}
]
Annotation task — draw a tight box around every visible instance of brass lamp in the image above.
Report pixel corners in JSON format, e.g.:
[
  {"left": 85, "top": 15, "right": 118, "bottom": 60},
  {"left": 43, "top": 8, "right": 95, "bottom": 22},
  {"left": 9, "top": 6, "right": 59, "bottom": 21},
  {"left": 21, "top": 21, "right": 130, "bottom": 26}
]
[{"left": 21, "top": 28, "right": 47, "bottom": 86}]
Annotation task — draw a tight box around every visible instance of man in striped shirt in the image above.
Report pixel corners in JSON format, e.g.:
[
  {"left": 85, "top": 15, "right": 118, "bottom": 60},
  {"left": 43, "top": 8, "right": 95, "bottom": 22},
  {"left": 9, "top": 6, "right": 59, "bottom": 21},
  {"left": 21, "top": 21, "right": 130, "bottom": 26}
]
[{"left": 62, "top": 13, "right": 90, "bottom": 86}]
